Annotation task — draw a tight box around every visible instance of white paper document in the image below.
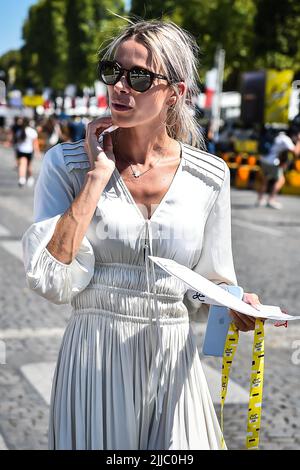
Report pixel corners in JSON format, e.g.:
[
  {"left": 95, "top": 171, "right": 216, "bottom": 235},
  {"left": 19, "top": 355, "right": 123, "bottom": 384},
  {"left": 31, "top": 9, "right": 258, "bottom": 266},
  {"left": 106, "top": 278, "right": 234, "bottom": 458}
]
[{"left": 149, "top": 256, "right": 300, "bottom": 322}]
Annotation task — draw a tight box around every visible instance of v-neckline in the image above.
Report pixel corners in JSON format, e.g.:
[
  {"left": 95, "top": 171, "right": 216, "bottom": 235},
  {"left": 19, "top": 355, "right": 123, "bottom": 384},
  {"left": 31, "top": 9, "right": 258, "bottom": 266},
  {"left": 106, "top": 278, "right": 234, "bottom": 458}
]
[{"left": 114, "top": 141, "right": 183, "bottom": 223}]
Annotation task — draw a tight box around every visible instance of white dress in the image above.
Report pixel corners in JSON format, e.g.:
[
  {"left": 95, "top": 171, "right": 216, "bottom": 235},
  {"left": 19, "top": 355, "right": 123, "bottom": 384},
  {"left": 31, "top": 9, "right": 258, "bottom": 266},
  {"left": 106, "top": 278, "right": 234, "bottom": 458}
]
[{"left": 21, "top": 138, "right": 237, "bottom": 450}]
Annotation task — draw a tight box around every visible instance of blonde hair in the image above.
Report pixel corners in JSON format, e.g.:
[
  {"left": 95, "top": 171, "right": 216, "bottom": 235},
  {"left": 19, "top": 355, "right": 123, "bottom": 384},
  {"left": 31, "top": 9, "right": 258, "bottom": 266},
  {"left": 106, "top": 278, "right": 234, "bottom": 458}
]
[{"left": 98, "top": 17, "right": 204, "bottom": 149}]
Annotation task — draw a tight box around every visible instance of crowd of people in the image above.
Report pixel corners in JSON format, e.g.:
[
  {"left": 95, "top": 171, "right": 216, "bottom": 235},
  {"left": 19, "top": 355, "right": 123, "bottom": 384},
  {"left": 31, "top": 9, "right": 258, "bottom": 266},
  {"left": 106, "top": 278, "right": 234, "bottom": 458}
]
[{"left": 3, "top": 112, "right": 300, "bottom": 207}]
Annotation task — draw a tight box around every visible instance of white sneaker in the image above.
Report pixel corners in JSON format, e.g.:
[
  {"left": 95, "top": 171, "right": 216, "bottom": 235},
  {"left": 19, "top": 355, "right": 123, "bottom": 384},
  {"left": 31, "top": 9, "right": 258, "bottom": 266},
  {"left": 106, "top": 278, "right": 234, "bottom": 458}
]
[
  {"left": 26, "top": 176, "right": 35, "bottom": 187},
  {"left": 255, "top": 198, "right": 266, "bottom": 207},
  {"left": 267, "top": 199, "right": 282, "bottom": 210},
  {"left": 18, "top": 177, "right": 26, "bottom": 187}
]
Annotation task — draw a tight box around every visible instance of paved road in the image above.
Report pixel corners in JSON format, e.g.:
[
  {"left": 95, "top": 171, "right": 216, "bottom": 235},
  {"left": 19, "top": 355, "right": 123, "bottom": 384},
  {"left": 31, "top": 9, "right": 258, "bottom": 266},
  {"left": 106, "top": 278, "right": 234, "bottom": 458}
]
[{"left": 0, "top": 145, "right": 300, "bottom": 450}]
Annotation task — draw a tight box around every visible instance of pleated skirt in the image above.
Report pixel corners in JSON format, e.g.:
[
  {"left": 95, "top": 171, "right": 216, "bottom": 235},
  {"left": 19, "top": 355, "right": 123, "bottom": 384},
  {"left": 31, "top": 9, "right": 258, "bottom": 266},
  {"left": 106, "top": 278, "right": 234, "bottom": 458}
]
[{"left": 48, "top": 307, "right": 226, "bottom": 450}]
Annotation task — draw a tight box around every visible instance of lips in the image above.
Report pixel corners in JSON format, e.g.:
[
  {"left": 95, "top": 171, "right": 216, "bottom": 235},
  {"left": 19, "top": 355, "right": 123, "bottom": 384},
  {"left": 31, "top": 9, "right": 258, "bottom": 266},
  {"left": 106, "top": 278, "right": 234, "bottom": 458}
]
[{"left": 112, "top": 101, "right": 133, "bottom": 111}]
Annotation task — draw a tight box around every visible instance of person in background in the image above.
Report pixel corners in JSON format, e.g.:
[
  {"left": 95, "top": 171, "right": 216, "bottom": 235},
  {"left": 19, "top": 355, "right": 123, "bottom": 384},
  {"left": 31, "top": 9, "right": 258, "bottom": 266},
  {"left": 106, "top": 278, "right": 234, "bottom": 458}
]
[
  {"left": 204, "top": 121, "right": 216, "bottom": 154},
  {"left": 10, "top": 116, "right": 23, "bottom": 169},
  {"left": 68, "top": 116, "right": 86, "bottom": 142},
  {"left": 15, "top": 117, "right": 41, "bottom": 187},
  {"left": 43, "top": 115, "right": 63, "bottom": 148},
  {"left": 256, "top": 127, "right": 300, "bottom": 209}
]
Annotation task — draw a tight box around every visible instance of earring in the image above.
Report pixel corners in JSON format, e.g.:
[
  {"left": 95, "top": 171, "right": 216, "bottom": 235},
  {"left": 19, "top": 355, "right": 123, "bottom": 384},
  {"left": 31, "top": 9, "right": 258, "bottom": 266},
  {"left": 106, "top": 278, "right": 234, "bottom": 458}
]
[{"left": 168, "top": 99, "right": 177, "bottom": 108}]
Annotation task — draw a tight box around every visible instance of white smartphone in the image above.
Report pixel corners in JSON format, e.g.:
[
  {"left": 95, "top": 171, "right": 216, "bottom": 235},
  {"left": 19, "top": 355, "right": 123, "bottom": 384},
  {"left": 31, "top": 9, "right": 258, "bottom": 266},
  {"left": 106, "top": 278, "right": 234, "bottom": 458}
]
[{"left": 202, "top": 285, "right": 244, "bottom": 357}]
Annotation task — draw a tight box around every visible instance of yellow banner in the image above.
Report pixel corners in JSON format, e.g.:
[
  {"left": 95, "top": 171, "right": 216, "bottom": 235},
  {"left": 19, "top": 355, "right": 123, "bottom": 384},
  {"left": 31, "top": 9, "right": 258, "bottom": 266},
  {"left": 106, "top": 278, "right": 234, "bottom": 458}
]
[
  {"left": 23, "top": 95, "right": 44, "bottom": 107},
  {"left": 264, "top": 69, "right": 293, "bottom": 124}
]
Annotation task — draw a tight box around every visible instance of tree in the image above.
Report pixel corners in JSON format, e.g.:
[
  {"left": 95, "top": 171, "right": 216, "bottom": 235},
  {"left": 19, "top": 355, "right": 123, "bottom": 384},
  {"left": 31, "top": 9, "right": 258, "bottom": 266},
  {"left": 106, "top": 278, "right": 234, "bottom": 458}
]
[
  {"left": 21, "top": 0, "right": 67, "bottom": 92},
  {"left": 65, "top": 0, "right": 96, "bottom": 87},
  {"left": 2, "top": 0, "right": 300, "bottom": 93},
  {"left": 0, "top": 50, "right": 22, "bottom": 90},
  {"left": 64, "top": 0, "right": 126, "bottom": 89},
  {"left": 15, "top": 0, "right": 126, "bottom": 92},
  {"left": 130, "top": 0, "right": 177, "bottom": 20},
  {"left": 129, "top": 0, "right": 257, "bottom": 89},
  {"left": 176, "top": 0, "right": 257, "bottom": 88},
  {"left": 253, "top": 0, "right": 300, "bottom": 69}
]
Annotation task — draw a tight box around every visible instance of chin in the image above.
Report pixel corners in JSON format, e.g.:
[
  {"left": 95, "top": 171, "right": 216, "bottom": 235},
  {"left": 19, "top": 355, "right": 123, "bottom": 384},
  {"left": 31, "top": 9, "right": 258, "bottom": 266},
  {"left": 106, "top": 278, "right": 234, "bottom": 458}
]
[{"left": 111, "top": 114, "right": 136, "bottom": 127}]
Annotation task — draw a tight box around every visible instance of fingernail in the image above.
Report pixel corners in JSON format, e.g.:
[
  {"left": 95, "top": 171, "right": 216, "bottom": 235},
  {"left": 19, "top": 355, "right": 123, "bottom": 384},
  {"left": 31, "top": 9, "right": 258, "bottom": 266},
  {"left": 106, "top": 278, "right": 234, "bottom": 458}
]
[
  {"left": 103, "top": 125, "right": 118, "bottom": 134},
  {"left": 252, "top": 304, "right": 261, "bottom": 311}
]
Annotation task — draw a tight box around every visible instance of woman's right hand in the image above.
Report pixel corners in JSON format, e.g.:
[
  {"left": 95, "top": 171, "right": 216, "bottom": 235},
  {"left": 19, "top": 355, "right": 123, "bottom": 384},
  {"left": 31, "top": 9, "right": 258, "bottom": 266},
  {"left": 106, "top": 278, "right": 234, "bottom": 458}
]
[{"left": 84, "top": 116, "right": 116, "bottom": 183}]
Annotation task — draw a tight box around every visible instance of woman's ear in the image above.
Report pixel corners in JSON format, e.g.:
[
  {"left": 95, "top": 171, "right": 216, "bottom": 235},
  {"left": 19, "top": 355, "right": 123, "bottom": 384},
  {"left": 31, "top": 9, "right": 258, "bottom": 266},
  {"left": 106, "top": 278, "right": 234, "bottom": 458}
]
[
  {"left": 177, "top": 82, "right": 186, "bottom": 98},
  {"left": 167, "top": 82, "right": 186, "bottom": 106}
]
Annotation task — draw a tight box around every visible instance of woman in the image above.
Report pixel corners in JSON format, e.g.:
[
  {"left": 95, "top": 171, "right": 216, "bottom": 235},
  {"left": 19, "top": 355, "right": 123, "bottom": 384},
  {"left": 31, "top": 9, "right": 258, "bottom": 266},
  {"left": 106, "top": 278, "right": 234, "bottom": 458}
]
[
  {"left": 22, "top": 19, "right": 260, "bottom": 450},
  {"left": 15, "top": 117, "right": 41, "bottom": 187}
]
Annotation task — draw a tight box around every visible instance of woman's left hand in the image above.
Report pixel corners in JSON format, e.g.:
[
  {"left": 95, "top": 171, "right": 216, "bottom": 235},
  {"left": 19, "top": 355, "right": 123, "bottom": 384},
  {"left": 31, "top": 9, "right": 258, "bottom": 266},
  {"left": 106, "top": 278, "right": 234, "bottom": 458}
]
[{"left": 229, "top": 292, "right": 264, "bottom": 332}]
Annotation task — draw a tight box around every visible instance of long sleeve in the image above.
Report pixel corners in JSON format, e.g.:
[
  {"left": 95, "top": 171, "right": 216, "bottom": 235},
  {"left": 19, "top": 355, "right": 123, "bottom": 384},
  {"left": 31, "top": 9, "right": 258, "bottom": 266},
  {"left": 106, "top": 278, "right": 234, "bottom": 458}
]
[
  {"left": 21, "top": 144, "right": 95, "bottom": 305},
  {"left": 183, "top": 163, "right": 237, "bottom": 320}
]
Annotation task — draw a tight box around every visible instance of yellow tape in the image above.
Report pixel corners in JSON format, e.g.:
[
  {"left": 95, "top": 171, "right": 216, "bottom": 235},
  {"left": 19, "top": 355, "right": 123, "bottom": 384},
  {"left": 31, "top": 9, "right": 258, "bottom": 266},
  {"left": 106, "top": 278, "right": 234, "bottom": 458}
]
[
  {"left": 221, "top": 319, "right": 265, "bottom": 450},
  {"left": 246, "top": 319, "right": 265, "bottom": 449}
]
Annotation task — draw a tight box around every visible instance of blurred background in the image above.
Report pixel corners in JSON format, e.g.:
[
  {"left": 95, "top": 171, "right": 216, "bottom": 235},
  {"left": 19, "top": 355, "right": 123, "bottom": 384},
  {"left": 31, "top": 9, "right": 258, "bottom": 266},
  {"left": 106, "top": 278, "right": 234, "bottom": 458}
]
[{"left": 0, "top": 0, "right": 300, "bottom": 451}]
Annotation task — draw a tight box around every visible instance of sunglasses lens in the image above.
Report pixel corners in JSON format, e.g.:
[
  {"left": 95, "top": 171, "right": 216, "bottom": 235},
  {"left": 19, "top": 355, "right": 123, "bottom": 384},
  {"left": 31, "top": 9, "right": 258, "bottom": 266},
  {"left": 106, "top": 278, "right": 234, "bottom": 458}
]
[
  {"left": 99, "top": 62, "right": 153, "bottom": 92},
  {"left": 100, "top": 62, "right": 120, "bottom": 85},
  {"left": 129, "top": 68, "right": 152, "bottom": 92}
]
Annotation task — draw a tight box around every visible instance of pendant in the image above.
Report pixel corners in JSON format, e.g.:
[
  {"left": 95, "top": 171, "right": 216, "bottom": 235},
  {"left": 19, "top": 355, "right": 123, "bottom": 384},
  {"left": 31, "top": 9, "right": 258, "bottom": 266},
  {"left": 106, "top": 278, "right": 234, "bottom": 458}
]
[{"left": 133, "top": 170, "right": 140, "bottom": 177}]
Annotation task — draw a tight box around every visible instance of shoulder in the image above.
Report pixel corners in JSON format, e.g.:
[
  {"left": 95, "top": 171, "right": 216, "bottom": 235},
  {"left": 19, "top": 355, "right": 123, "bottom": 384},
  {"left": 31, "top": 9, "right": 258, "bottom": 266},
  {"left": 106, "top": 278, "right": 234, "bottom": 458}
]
[
  {"left": 27, "top": 127, "right": 38, "bottom": 138},
  {"left": 279, "top": 133, "right": 294, "bottom": 148},
  {"left": 57, "top": 139, "right": 91, "bottom": 173},
  {"left": 181, "top": 142, "right": 227, "bottom": 187},
  {"left": 39, "top": 141, "right": 91, "bottom": 191}
]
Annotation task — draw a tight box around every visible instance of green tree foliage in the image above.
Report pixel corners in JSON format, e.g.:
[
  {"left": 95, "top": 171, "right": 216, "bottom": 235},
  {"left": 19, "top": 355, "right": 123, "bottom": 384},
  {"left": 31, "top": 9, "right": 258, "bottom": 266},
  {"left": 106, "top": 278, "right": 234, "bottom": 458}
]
[
  {"left": 64, "top": 0, "right": 126, "bottom": 87},
  {"left": 181, "top": 0, "right": 257, "bottom": 88},
  {"left": 129, "top": 0, "right": 300, "bottom": 87},
  {"left": 8, "top": 0, "right": 125, "bottom": 93},
  {"left": 130, "top": 0, "right": 177, "bottom": 20},
  {"left": 1, "top": 0, "right": 300, "bottom": 93},
  {"left": 130, "top": 0, "right": 257, "bottom": 88},
  {"left": 65, "top": 0, "right": 96, "bottom": 87},
  {"left": 0, "top": 50, "right": 22, "bottom": 89},
  {"left": 254, "top": 0, "right": 300, "bottom": 69},
  {"left": 21, "top": 0, "right": 67, "bottom": 92}
]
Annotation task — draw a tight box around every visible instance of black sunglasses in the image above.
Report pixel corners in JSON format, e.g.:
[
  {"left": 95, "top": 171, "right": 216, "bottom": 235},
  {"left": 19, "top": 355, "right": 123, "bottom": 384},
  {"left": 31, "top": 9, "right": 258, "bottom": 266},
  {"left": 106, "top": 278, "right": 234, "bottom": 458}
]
[{"left": 98, "top": 60, "right": 171, "bottom": 92}]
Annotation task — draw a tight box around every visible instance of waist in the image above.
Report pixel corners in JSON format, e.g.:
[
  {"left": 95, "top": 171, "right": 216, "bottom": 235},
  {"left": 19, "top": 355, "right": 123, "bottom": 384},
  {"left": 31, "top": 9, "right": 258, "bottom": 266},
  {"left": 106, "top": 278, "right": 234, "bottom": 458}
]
[
  {"left": 91, "top": 261, "right": 185, "bottom": 296},
  {"left": 71, "top": 262, "right": 188, "bottom": 319},
  {"left": 72, "top": 307, "right": 189, "bottom": 324}
]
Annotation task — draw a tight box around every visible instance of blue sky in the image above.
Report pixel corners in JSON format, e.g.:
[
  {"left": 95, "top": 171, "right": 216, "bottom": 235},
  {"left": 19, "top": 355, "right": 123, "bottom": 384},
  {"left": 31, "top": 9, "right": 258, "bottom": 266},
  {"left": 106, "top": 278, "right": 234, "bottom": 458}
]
[
  {"left": 0, "top": 0, "right": 131, "bottom": 57},
  {"left": 0, "top": 0, "right": 38, "bottom": 56}
]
